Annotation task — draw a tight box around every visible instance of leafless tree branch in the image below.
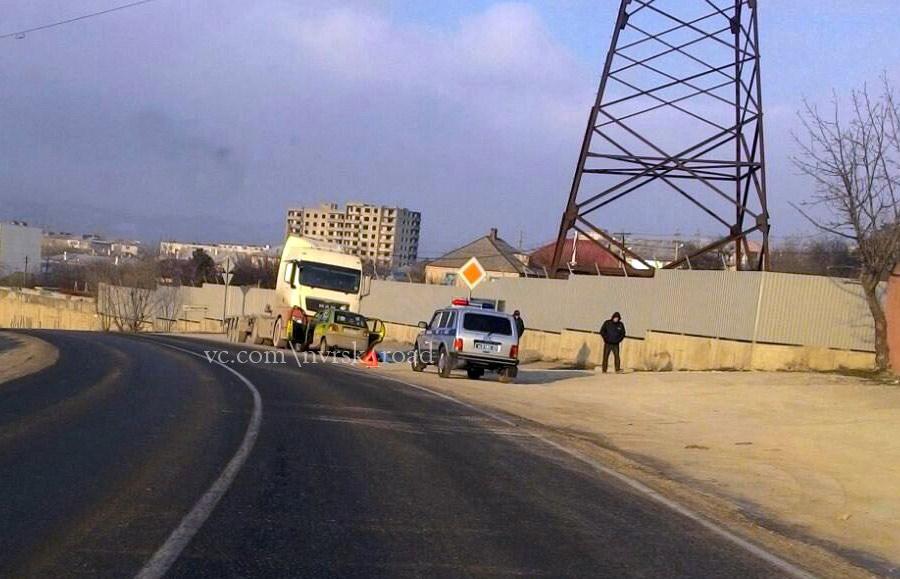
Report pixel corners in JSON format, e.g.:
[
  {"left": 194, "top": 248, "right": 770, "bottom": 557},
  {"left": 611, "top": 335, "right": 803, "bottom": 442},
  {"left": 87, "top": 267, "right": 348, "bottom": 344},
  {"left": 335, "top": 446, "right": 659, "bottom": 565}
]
[{"left": 792, "top": 77, "right": 900, "bottom": 372}]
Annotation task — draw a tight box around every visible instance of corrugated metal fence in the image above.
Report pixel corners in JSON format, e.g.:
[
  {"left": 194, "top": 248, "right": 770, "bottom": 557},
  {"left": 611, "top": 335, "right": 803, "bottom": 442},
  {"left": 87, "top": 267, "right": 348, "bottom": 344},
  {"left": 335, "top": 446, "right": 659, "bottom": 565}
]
[
  {"left": 359, "top": 271, "right": 877, "bottom": 352},
  {"left": 136, "top": 271, "right": 879, "bottom": 352}
]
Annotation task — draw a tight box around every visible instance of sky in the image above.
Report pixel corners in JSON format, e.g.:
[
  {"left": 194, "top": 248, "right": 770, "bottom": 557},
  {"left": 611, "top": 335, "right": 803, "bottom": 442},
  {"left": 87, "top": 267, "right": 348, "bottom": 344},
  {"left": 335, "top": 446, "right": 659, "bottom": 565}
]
[{"left": 1, "top": 0, "right": 899, "bottom": 257}]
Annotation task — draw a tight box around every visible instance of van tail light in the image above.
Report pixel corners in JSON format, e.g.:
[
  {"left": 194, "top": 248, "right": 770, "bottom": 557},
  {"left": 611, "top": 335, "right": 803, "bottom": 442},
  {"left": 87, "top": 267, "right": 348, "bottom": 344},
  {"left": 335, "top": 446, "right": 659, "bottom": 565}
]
[
  {"left": 453, "top": 338, "right": 463, "bottom": 351},
  {"left": 510, "top": 345, "right": 519, "bottom": 359}
]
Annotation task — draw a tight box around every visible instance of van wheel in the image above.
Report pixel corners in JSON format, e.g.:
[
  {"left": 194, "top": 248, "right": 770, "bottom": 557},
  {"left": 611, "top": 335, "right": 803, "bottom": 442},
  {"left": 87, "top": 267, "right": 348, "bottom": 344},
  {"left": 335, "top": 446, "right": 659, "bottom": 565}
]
[
  {"left": 438, "top": 348, "right": 453, "bottom": 378},
  {"left": 410, "top": 348, "right": 426, "bottom": 372},
  {"left": 466, "top": 367, "right": 484, "bottom": 380},
  {"left": 272, "top": 318, "right": 288, "bottom": 349}
]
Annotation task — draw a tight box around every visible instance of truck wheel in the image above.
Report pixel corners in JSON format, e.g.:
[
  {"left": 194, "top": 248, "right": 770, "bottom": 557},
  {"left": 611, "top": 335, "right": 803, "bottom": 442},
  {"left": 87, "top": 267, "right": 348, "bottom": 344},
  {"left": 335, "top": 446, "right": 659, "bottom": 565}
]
[
  {"left": 272, "top": 318, "right": 288, "bottom": 349},
  {"left": 410, "top": 348, "right": 426, "bottom": 372},
  {"left": 291, "top": 324, "right": 309, "bottom": 352},
  {"left": 438, "top": 347, "right": 453, "bottom": 378},
  {"left": 251, "top": 322, "right": 264, "bottom": 345},
  {"left": 466, "top": 367, "right": 484, "bottom": 380}
]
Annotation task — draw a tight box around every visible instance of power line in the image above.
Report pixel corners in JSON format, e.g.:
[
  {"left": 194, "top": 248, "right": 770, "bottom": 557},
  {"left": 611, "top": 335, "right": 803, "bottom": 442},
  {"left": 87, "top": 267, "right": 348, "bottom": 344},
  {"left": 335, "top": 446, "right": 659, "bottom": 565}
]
[{"left": 0, "top": 0, "right": 160, "bottom": 41}]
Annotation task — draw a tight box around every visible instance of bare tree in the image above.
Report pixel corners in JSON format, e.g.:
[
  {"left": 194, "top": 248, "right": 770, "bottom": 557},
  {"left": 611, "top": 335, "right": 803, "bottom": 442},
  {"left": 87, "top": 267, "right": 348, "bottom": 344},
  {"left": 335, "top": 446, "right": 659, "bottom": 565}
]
[
  {"left": 154, "top": 285, "right": 184, "bottom": 332},
  {"left": 93, "top": 258, "right": 161, "bottom": 332},
  {"left": 770, "top": 237, "right": 859, "bottom": 278},
  {"left": 793, "top": 77, "right": 900, "bottom": 372}
]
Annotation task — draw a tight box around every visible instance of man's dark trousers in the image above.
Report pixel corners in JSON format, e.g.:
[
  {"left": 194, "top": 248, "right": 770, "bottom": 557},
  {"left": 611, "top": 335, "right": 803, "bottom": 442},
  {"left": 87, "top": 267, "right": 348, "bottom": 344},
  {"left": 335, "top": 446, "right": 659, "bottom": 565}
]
[{"left": 602, "top": 343, "right": 620, "bottom": 373}]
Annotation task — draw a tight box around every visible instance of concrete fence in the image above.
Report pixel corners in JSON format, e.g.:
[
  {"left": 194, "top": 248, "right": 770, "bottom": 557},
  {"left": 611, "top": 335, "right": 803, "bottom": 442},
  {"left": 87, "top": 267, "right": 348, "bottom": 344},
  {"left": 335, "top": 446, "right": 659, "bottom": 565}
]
[
  {"left": 0, "top": 287, "right": 100, "bottom": 331},
  {"left": 1, "top": 268, "right": 886, "bottom": 372},
  {"left": 380, "top": 320, "right": 874, "bottom": 372}
]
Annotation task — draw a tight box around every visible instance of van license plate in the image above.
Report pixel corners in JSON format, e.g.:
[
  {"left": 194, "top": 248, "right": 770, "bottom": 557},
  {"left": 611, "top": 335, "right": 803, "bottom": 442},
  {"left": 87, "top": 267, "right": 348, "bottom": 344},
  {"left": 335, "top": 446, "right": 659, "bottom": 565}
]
[{"left": 475, "top": 341, "right": 500, "bottom": 353}]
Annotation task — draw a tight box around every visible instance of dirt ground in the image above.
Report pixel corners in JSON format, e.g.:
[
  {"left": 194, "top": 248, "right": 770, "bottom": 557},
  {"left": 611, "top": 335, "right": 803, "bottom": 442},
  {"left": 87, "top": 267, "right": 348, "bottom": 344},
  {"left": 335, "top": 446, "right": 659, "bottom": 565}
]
[
  {"left": 372, "top": 361, "right": 900, "bottom": 574},
  {"left": 0, "top": 331, "right": 58, "bottom": 385}
]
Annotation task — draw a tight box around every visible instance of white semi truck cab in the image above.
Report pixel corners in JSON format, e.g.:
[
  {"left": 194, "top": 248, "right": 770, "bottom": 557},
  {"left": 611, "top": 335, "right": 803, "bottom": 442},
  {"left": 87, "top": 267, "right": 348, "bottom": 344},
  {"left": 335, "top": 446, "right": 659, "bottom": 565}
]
[
  {"left": 226, "top": 236, "right": 365, "bottom": 349},
  {"left": 276, "top": 236, "right": 363, "bottom": 314}
]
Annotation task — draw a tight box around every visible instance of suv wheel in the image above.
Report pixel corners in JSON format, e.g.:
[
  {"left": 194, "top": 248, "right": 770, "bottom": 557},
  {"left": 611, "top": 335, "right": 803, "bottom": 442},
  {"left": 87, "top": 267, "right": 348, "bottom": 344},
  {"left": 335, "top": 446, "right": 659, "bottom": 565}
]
[
  {"left": 438, "top": 347, "right": 453, "bottom": 378},
  {"left": 498, "top": 366, "right": 516, "bottom": 383},
  {"left": 410, "top": 347, "right": 426, "bottom": 372}
]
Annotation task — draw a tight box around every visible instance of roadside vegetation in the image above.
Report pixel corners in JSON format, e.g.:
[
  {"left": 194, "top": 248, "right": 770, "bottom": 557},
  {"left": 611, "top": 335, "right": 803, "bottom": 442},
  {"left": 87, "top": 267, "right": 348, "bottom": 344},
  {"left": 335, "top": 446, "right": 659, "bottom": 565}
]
[{"left": 792, "top": 76, "right": 900, "bottom": 373}]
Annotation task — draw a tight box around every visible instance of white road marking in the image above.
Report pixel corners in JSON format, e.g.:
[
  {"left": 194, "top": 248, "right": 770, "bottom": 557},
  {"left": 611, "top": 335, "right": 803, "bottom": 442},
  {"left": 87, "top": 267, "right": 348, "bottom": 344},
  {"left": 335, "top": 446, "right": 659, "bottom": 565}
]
[
  {"left": 134, "top": 340, "right": 263, "bottom": 579},
  {"left": 350, "top": 368, "right": 817, "bottom": 579}
]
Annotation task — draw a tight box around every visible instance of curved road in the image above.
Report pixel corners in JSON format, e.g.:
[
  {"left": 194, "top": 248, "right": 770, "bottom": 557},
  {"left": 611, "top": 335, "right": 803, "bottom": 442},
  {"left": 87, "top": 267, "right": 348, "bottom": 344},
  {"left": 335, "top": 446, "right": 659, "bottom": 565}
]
[{"left": 0, "top": 331, "right": 796, "bottom": 577}]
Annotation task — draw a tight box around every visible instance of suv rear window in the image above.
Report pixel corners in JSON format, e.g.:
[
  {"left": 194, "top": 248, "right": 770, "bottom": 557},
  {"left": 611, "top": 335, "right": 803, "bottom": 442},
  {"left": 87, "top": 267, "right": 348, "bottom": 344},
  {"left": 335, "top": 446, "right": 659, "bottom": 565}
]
[{"left": 462, "top": 313, "right": 512, "bottom": 335}]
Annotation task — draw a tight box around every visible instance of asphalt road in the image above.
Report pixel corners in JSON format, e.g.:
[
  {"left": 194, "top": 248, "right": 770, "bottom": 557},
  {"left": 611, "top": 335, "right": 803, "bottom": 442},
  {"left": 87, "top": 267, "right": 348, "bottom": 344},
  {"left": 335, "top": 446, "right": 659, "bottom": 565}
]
[{"left": 0, "top": 331, "right": 798, "bottom": 578}]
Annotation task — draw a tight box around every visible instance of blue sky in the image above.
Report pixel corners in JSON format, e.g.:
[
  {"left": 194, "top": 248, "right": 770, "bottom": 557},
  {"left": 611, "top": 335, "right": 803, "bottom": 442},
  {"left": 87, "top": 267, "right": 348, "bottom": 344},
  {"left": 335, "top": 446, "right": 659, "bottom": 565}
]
[{"left": 1, "top": 1, "right": 898, "bottom": 256}]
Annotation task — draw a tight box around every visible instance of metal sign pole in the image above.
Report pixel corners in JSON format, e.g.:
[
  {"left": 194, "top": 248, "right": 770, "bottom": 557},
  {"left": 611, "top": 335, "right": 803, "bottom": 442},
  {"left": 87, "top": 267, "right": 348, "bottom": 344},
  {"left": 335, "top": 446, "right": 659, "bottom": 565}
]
[{"left": 222, "top": 257, "right": 235, "bottom": 325}]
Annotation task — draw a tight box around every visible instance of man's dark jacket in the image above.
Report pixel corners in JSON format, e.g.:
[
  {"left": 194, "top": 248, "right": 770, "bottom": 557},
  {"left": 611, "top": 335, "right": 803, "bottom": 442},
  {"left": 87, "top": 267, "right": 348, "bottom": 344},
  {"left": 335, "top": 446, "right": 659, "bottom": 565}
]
[
  {"left": 515, "top": 316, "right": 525, "bottom": 336},
  {"left": 600, "top": 319, "right": 626, "bottom": 344}
]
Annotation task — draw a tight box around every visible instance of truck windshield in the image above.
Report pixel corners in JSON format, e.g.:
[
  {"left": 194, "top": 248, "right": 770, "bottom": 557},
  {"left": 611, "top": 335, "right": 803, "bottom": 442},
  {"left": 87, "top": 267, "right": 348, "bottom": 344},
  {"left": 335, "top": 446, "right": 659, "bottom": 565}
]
[
  {"left": 463, "top": 313, "right": 512, "bottom": 335},
  {"left": 299, "top": 261, "right": 361, "bottom": 294}
]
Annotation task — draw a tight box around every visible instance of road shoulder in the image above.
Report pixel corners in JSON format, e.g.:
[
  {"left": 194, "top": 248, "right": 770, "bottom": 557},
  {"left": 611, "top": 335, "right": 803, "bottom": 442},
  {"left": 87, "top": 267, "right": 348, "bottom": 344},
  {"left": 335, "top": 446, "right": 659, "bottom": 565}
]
[
  {"left": 0, "top": 331, "right": 59, "bottom": 385},
  {"left": 371, "top": 362, "right": 894, "bottom": 578}
]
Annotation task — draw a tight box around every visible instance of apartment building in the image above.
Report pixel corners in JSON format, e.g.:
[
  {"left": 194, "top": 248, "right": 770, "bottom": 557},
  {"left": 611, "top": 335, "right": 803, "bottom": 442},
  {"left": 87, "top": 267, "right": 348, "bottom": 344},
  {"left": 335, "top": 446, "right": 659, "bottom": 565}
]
[
  {"left": 286, "top": 202, "right": 420, "bottom": 267},
  {"left": 158, "top": 240, "right": 276, "bottom": 267},
  {"left": 43, "top": 232, "right": 141, "bottom": 258},
  {"left": 0, "top": 221, "right": 42, "bottom": 276}
]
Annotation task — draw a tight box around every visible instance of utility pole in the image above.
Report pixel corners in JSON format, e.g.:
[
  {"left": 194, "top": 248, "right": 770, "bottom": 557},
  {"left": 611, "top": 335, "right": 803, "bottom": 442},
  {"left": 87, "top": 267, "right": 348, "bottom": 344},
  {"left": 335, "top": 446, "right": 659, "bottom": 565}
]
[
  {"left": 570, "top": 231, "right": 579, "bottom": 265},
  {"left": 612, "top": 232, "right": 630, "bottom": 262},
  {"left": 221, "top": 257, "right": 234, "bottom": 325}
]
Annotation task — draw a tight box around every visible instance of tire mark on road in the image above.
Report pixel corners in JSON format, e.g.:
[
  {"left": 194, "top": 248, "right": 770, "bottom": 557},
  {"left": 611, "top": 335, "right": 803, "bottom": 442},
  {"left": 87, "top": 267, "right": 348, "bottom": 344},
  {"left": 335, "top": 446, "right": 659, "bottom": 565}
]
[
  {"left": 0, "top": 340, "right": 129, "bottom": 448},
  {"left": 13, "top": 342, "right": 236, "bottom": 577}
]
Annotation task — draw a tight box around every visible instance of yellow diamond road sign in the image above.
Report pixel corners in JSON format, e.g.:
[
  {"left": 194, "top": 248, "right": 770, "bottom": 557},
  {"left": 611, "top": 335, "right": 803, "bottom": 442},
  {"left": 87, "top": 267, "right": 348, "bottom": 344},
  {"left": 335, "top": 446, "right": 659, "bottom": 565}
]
[{"left": 458, "top": 257, "right": 487, "bottom": 290}]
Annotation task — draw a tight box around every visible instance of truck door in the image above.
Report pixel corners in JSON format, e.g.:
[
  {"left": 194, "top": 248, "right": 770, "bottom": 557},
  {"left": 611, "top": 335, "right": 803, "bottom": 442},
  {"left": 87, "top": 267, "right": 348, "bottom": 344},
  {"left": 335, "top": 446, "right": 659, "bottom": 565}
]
[{"left": 367, "top": 318, "right": 385, "bottom": 352}]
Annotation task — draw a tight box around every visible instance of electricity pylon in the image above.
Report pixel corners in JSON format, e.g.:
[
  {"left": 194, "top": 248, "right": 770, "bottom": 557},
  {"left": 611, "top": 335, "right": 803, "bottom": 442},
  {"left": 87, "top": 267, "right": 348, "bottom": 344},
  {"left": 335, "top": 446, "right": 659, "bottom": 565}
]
[{"left": 551, "top": 0, "right": 770, "bottom": 274}]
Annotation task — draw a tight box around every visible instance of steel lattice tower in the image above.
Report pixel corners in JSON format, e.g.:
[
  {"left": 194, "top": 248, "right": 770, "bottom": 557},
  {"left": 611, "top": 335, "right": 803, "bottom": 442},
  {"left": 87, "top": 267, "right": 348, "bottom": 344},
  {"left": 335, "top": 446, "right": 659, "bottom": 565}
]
[{"left": 551, "top": 0, "right": 770, "bottom": 274}]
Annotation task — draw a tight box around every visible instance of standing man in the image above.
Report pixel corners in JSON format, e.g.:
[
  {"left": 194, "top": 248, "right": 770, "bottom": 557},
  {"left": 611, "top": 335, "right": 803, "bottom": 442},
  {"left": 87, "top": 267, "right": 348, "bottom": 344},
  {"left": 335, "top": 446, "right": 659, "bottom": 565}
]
[
  {"left": 513, "top": 310, "right": 526, "bottom": 337},
  {"left": 599, "top": 312, "right": 626, "bottom": 373}
]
